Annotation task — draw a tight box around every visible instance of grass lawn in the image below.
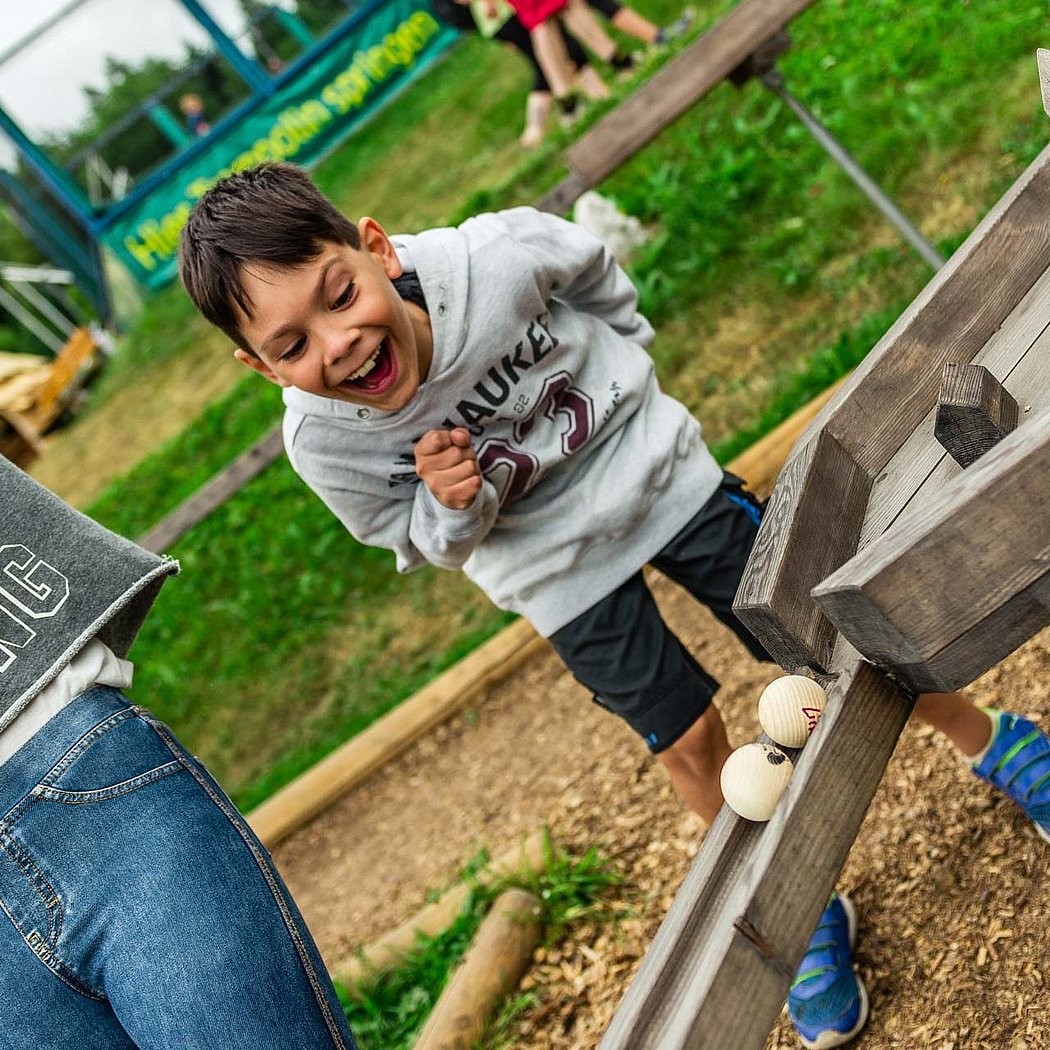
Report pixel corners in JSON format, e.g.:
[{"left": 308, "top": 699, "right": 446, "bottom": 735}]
[{"left": 32, "top": 0, "right": 1050, "bottom": 810}]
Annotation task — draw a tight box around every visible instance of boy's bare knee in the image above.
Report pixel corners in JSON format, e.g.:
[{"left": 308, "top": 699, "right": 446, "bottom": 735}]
[{"left": 659, "top": 706, "right": 729, "bottom": 775}]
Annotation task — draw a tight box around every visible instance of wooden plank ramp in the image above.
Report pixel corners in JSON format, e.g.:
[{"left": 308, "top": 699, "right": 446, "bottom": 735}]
[{"left": 600, "top": 660, "right": 911, "bottom": 1050}]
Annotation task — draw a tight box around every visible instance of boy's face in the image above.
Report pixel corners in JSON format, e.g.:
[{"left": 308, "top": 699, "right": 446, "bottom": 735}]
[{"left": 233, "top": 218, "right": 433, "bottom": 413}]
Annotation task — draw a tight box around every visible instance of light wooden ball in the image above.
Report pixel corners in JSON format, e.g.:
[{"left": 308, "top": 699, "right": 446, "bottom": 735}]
[
  {"left": 758, "top": 675, "right": 827, "bottom": 748},
  {"left": 720, "top": 743, "right": 794, "bottom": 822}
]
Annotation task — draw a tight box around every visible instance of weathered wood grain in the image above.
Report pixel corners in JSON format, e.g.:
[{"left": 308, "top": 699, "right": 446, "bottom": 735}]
[
  {"left": 599, "top": 661, "right": 911, "bottom": 1050},
  {"left": 813, "top": 410, "right": 1050, "bottom": 693},
  {"left": 878, "top": 307, "right": 1050, "bottom": 542},
  {"left": 858, "top": 263, "right": 1050, "bottom": 549},
  {"left": 564, "top": 0, "right": 817, "bottom": 188},
  {"left": 934, "top": 363, "right": 1019, "bottom": 467},
  {"left": 734, "top": 429, "right": 870, "bottom": 672},
  {"left": 801, "top": 143, "right": 1050, "bottom": 477},
  {"left": 135, "top": 425, "right": 284, "bottom": 553}
]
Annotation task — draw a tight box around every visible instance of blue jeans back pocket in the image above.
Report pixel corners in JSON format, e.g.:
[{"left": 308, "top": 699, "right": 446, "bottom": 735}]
[{"left": 33, "top": 708, "right": 183, "bottom": 805}]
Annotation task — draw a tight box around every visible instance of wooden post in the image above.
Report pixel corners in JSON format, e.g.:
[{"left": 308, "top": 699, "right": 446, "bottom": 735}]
[
  {"left": 598, "top": 661, "right": 911, "bottom": 1050},
  {"left": 934, "top": 362, "right": 1019, "bottom": 467},
  {"left": 414, "top": 888, "right": 543, "bottom": 1050},
  {"left": 733, "top": 428, "right": 871, "bottom": 673},
  {"left": 1038, "top": 49, "right": 1050, "bottom": 118}
]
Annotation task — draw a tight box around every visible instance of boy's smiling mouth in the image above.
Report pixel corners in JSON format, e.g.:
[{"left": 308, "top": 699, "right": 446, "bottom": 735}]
[{"left": 338, "top": 337, "right": 398, "bottom": 395}]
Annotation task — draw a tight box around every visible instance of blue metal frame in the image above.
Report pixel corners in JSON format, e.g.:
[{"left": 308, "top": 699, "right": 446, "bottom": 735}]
[
  {"left": 90, "top": 0, "right": 395, "bottom": 233},
  {"left": 1, "top": 0, "right": 404, "bottom": 309}
]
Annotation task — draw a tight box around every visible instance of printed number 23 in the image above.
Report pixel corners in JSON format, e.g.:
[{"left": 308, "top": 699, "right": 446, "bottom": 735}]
[{"left": 476, "top": 372, "right": 594, "bottom": 505}]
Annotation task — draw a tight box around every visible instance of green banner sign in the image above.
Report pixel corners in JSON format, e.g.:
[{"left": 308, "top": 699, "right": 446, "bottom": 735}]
[{"left": 101, "top": 1, "right": 456, "bottom": 290}]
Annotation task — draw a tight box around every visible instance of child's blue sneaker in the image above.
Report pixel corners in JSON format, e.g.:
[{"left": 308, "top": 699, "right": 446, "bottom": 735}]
[
  {"left": 787, "top": 893, "right": 869, "bottom": 1049},
  {"left": 972, "top": 711, "right": 1050, "bottom": 844}
]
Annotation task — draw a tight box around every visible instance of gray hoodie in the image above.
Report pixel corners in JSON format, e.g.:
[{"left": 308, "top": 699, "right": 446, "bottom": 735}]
[
  {"left": 0, "top": 457, "right": 177, "bottom": 731},
  {"left": 283, "top": 207, "right": 722, "bottom": 636}
]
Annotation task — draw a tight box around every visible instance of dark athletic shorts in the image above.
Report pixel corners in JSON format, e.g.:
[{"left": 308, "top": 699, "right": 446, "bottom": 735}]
[{"left": 548, "top": 473, "right": 772, "bottom": 754}]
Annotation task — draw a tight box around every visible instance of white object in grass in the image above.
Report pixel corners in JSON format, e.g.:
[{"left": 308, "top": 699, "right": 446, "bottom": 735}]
[
  {"left": 572, "top": 192, "right": 648, "bottom": 263},
  {"left": 758, "top": 674, "right": 827, "bottom": 748},
  {"left": 720, "top": 743, "right": 794, "bottom": 822}
]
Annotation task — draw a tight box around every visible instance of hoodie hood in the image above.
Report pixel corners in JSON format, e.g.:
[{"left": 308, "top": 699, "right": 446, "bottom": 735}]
[{"left": 0, "top": 457, "right": 178, "bottom": 732}]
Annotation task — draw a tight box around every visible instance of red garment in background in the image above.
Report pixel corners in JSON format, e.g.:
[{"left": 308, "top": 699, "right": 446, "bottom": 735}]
[{"left": 507, "top": 0, "right": 567, "bottom": 30}]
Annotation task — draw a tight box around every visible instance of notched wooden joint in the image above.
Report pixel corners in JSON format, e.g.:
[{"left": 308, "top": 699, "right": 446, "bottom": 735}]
[
  {"left": 728, "top": 31, "right": 792, "bottom": 87},
  {"left": 933, "top": 362, "right": 1019, "bottom": 468}
]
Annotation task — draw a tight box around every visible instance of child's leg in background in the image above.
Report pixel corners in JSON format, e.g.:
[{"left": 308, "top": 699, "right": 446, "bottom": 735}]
[
  {"left": 527, "top": 18, "right": 577, "bottom": 97},
  {"left": 559, "top": 0, "right": 618, "bottom": 62},
  {"left": 0, "top": 686, "right": 357, "bottom": 1050},
  {"left": 913, "top": 691, "right": 994, "bottom": 755}
]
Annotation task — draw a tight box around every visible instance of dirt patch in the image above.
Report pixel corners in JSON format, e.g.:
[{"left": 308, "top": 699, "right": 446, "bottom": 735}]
[
  {"left": 271, "top": 575, "right": 1050, "bottom": 1049},
  {"left": 29, "top": 340, "right": 244, "bottom": 508}
]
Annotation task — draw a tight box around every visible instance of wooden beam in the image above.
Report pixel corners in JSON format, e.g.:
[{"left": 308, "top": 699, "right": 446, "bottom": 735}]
[
  {"left": 934, "top": 362, "right": 1019, "bottom": 468},
  {"left": 812, "top": 410, "right": 1050, "bottom": 693},
  {"left": 733, "top": 428, "right": 870, "bottom": 673},
  {"left": 136, "top": 425, "right": 284, "bottom": 553},
  {"left": 0, "top": 404, "right": 45, "bottom": 459},
  {"left": 599, "top": 661, "right": 911, "bottom": 1050},
  {"left": 806, "top": 142, "right": 1050, "bottom": 477},
  {"left": 24, "top": 327, "right": 95, "bottom": 431},
  {"left": 536, "top": 171, "right": 592, "bottom": 216},
  {"left": 563, "top": 0, "right": 817, "bottom": 190}
]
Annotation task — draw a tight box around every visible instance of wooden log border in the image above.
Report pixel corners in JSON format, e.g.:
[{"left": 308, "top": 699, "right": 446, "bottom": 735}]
[
  {"left": 247, "top": 618, "right": 549, "bottom": 847},
  {"left": 335, "top": 829, "right": 550, "bottom": 991},
  {"left": 414, "top": 887, "right": 544, "bottom": 1050}
]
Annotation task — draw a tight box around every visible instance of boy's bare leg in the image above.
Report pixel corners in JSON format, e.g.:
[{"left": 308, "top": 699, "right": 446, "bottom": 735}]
[
  {"left": 611, "top": 6, "right": 659, "bottom": 43},
  {"left": 913, "top": 691, "right": 994, "bottom": 757},
  {"left": 561, "top": 0, "right": 618, "bottom": 61},
  {"left": 656, "top": 703, "right": 731, "bottom": 824},
  {"left": 529, "top": 20, "right": 576, "bottom": 97},
  {"left": 655, "top": 692, "right": 993, "bottom": 825}
]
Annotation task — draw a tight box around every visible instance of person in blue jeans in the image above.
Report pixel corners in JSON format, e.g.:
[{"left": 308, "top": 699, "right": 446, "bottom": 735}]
[{"left": 0, "top": 456, "right": 357, "bottom": 1049}]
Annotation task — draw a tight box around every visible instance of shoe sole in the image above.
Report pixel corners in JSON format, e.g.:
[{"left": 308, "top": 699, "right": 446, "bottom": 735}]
[{"left": 797, "top": 894, "right": 870, "bottom": 1050}]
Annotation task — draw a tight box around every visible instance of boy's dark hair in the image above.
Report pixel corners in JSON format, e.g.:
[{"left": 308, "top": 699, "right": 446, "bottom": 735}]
[{"left": 178, "top": 163, "right": 361, "bottom": 348}]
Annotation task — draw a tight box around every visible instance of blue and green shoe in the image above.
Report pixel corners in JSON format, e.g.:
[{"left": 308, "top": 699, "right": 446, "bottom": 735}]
[
  {"left": 972, "top": 710, "right": 1050, "bottom": 844},
  {"left": 787, "top": 893, "right": 869, "bottom": 1049}
]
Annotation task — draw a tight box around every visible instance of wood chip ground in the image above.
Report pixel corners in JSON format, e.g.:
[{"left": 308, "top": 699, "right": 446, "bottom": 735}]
[{"left": 273, "top": 572, "right": 1049, "bottom": 1049}]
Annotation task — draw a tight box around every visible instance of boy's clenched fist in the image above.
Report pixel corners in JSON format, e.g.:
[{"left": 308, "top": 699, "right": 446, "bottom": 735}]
[{"left": 414, "top": 428, "right": 483, "bottom": 509}]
